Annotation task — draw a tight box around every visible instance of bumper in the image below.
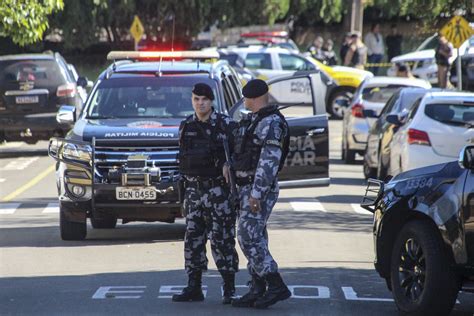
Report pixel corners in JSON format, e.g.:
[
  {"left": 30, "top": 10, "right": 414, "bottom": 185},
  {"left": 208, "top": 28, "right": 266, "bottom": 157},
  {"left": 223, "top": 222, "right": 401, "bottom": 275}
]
[
  {"left": 347, "top": 118, "right": 369, "bottom": 151},
  {"left": 405, "top": 145, "right": 457, "bottom": 172},
  {"left": 0, "top": 113, "right": 69, "bottom": 141}
]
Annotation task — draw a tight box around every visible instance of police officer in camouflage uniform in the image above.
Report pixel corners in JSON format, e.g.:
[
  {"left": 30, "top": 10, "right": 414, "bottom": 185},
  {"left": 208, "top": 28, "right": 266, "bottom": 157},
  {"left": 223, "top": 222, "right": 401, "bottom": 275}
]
[
  {"left": 172, "top": 83, "right": 239, "bottom": 304},
  {"left": 229, "top": 79, "right": 291, "bottom": 309}
]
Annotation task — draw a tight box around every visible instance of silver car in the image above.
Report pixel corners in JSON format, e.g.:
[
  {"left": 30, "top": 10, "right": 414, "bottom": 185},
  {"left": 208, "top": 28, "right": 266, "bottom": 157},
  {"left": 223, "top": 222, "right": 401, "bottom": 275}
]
[{"left": 341, "top": 76, "right": 431, "bottom": 164}]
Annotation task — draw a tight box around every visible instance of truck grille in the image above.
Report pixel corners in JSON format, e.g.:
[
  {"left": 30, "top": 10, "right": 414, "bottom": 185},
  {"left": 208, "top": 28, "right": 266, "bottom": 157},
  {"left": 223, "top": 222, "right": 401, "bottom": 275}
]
[{"left": 94, "top": 144, "right": 179, "bottom": 183}]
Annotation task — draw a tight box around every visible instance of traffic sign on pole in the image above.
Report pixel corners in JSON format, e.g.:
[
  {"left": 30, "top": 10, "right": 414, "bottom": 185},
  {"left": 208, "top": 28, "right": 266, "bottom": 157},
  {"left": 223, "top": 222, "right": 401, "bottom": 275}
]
[{"left": 130, "top": 15, "right": 144, "bottom": 51}]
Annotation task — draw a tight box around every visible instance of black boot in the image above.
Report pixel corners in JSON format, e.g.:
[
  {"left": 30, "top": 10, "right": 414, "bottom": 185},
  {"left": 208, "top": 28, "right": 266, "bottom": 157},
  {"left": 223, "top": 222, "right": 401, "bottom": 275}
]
[
  {"left": 221, "top": 272, "right": 235, "bottom": 304},
  {"left": 254, "top": 272, "right": 291, "bottom": 309},
  {"left": 172, "top": 271, "right": 205, "bottom": 302},
  {"left": 231, "top": 274, "right": 266, "bottom": 307}
]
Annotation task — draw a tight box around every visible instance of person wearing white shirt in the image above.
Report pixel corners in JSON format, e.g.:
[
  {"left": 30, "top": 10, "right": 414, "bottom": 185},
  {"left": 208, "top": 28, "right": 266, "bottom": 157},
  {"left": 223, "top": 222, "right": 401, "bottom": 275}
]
[{"left": 364, "top": 23, "right": 385, "bottom": 75}]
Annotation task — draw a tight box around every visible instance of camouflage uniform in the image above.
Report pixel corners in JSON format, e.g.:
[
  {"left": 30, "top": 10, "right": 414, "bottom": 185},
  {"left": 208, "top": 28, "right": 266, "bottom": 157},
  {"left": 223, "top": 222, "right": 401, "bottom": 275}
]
[
  {"left": 235, "top": 111, "right": 287, "bottom": 277},
  {"left": 180, "top": 110, "right": 239, "bottom": 275}
]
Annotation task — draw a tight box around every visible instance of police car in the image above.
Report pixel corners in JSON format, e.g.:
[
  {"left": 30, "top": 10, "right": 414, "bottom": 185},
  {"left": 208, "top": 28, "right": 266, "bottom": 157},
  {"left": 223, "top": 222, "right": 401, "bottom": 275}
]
[
  {"left": 48, "top": 51, "right": 330, "bottom": 240},
  {"left": 361, "top": 146, "right": 474, "bottom": 315}
]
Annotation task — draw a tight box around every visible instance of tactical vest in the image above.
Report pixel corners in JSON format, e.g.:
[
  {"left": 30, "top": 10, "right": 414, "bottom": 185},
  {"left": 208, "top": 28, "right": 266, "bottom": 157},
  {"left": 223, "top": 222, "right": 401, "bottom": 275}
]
[
  {"left": 178, "top": 115, "right": 226, "bottom": 177},
  {"left": 233, "top": 105, "right": 290, "bottom": 173}
]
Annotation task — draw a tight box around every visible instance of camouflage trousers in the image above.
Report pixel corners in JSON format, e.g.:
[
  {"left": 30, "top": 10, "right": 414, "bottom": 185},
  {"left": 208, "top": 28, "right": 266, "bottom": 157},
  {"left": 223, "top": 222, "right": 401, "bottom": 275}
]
[
  {"left": 237, "top": 182, "right": 279, "bottom": 277},
  {"left": 183, "top": 182, "right": 239, "bottom": 274}
]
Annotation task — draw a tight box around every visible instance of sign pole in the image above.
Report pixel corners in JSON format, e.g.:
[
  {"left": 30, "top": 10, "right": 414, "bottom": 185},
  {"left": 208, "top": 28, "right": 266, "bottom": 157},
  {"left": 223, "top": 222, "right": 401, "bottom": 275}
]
[{"left": 457, "top": 47, "right": 462, "bottom": 91}]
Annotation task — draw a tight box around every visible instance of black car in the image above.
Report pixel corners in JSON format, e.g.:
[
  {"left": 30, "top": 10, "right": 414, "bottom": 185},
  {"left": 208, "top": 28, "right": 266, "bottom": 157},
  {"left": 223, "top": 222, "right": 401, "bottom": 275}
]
[
  {"left": 48, "top": 51, "right": 329, "bottom": 240},
  {"left": 363, "top": 87, "right": 441, "bottom": 179},
  {"left": 0, "top": 52, "right": 89, "bottom": 143},
  {"left": 450, "top": 49, "right": 474, "bottom": 92},
  {"left": 361, "top": 145, "right": 474, "bottom": 315}
]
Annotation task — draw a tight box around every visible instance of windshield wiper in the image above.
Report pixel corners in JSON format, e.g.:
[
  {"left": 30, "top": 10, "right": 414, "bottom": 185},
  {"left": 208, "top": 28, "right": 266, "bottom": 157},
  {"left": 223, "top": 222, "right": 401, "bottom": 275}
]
[{"left": 86, "top": 115, "right": 118, "bottom": 119}]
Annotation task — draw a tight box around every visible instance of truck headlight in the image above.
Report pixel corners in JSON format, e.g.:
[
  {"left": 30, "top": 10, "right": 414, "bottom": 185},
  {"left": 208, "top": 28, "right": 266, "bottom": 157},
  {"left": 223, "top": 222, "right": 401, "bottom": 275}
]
[{"left": 62, "top": 143, "right": 92, "bottom": 162}]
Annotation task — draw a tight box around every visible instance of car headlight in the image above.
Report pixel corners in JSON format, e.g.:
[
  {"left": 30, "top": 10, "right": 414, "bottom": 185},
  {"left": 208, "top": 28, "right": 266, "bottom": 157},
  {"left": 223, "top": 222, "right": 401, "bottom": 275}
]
[{"left": 61, "top": 143, "right": 92, "bottom": 162}]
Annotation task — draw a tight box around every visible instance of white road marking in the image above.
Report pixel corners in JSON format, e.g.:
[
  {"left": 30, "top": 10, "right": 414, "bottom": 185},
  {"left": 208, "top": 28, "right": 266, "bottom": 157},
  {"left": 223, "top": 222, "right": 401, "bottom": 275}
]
[
  {"left": 92, "top": 286, "right": 147, "bottom": 299},
  {"left": 351, "top": 203, "right": 373, "bottom": 215},
  {"left": 0, "top": 142, "right": 23, "bottom": 149},
  {"left": 0, "top": 202, "right": 20, "bottom": 214},
  {"left": 42, "top": 202, "right": 59, "bottom": 214},
  {"left": 0, "top": 157, "right": 39, "bottom": 171},
  {"left": 342, "top": 286, "right": 393, "bottom": 302},
  {"left": 290, "top": 200, "right": 327, "bottom": 212}
]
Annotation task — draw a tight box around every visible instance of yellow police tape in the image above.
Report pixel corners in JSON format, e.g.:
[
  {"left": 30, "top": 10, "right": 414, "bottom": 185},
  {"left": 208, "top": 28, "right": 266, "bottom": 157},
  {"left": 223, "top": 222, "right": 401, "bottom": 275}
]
[{"left": 363, "top": 61, "right": 415, "bottom": 68}]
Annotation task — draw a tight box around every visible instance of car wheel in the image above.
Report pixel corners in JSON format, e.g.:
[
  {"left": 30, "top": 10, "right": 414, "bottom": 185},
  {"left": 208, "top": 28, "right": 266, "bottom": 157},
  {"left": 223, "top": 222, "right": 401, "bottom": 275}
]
[
  {"left": 343, "top": 141, "right": 356, "bottom": 164},
  {"left": 377, "top": 152, "right": 388, "bottom": 180},
  {"left": 91, "top": 213, "right": 117, "bottom": 229},
  {"left": 328, "top": 89, "right": 353, "bottom": 120},
  {"left": 363, "top": 160, "right": 376, "bottom": 179},
  {"left": 60, "top": 207, "right": 87, "bottom": 240},
  {"left": 390, "top": 221, "right": 460, "bottom": 315}
]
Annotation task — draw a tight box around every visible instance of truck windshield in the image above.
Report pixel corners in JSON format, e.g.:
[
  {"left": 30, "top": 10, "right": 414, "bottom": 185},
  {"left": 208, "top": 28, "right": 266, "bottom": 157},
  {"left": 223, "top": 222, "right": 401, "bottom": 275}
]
[{"left": 86, "top": 76, "right": 219, "bottom": 119}]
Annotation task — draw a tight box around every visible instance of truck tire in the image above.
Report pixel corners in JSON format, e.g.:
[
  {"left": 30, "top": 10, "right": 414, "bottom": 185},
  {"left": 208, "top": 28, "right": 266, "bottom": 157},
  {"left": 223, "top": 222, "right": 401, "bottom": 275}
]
[
  {"left": 91, "top": 214, "right": 117, "bottom": 229},
  {"left": 390, "top": 220, "right": 460, "bottom": 315},
  {"left": 342, "top": 139, "right": 356, "bottom": 164},
  {"left": 363, "top": 160, "right": 376, "bottom": 179},
  {"left": 60, "top": 208, "right": 86, "bottom": 240}
]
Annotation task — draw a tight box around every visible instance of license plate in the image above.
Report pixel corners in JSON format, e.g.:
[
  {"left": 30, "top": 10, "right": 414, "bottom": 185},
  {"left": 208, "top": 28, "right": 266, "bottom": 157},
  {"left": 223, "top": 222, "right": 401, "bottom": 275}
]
[
  {"left": 116, "top": 187, "right": 156, "bottom": 200},
  {"left": 16, "top": 96, "right": 39, "bottom": 104}
]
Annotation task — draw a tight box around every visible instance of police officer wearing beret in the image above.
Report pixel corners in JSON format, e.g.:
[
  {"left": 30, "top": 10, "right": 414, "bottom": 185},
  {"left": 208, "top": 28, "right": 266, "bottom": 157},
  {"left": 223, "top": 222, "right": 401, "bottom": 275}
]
[
  {"left": 229, "top": 79, "right": 291, "bottom": 309},
  {"left": 173, "top": 83, "right": 239, "bottom": 304}
]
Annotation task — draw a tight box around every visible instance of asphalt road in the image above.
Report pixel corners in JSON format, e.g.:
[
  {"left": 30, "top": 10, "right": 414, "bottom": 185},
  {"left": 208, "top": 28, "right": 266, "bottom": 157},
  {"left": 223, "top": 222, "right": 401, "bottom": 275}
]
[{"left": 1, "top": 121, "right": 473, "bottom": 315}]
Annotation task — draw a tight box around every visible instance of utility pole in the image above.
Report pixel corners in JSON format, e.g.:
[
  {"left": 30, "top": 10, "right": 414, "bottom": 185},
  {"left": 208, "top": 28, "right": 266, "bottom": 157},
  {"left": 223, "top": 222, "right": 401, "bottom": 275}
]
[{"left": 350, "top": 0, "right": 364, "bottom": 33}]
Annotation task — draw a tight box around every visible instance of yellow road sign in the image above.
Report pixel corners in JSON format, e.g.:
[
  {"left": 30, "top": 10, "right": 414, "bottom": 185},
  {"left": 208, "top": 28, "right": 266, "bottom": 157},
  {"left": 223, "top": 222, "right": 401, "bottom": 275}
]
[
  {"left": 130, "top": 15, "right": 144, "bottom": 44},
  {"left": 440, "top": 16, "right": 473, "bottom": 48}
]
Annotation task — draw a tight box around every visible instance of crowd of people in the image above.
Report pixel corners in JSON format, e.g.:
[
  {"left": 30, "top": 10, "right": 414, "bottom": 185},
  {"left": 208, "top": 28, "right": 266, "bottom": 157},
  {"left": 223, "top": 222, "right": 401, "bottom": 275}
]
[{"left": 308, "top": 23, "right": 403, "bottom": 75}]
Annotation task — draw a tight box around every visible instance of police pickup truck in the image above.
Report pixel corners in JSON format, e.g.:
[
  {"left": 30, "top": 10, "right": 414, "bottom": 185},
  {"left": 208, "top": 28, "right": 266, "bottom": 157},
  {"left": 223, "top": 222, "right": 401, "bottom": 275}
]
[
  {"left": 361, "top": 145, "right": 474, "bottom": 315},
  {"left": 49, "top": 51, "right": 330, "bottom": 240}
]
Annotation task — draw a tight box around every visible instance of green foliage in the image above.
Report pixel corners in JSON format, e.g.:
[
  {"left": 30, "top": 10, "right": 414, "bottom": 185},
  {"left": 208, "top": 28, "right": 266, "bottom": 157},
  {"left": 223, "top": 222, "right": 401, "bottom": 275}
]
[{"left": 0, "top": 0, "right": 64, "bottom": 46}]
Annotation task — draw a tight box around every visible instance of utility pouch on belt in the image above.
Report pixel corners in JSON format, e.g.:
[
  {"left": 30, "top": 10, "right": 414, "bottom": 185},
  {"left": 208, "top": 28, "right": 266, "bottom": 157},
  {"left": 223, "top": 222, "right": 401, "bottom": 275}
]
[{"left": 178, "top": 178, "right": 186, "bottom": 204}]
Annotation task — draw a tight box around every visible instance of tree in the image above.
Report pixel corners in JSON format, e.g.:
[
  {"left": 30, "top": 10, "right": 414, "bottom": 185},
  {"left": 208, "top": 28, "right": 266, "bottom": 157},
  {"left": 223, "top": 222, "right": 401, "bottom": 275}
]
[{"left": 0, "top": 0, "right": 64, "bottom": 46}]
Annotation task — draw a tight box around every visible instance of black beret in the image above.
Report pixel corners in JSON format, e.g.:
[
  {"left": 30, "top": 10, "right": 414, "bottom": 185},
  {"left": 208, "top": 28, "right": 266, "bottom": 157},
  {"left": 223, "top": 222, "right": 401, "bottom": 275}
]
[
  {"left": 192, "top": 83, "right": 214, "bottom": 100},
  {"left": 242, "top": 79, "right": 269, "bottom": 98}
]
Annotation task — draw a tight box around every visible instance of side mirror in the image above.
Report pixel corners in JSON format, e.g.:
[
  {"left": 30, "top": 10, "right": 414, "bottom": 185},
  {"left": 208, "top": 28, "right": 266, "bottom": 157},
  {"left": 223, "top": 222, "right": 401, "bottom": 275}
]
[
  {"left": 335, "top": 99, "right": 350, "bottom": 108},
  {"left": 363, "top": 109, "right": 379, "bottom": 118},
  {"left": 77, "top": 76, "right": 89, "bottom": 88},
  {"left": 386, "top": 114, "right": 402, "bottom": 125},
  {"left": 459, "top": 145, "right": 474, "bottom": 169},
  {"left": 57, "top": 105, "right": 76, "bottom": 124}
]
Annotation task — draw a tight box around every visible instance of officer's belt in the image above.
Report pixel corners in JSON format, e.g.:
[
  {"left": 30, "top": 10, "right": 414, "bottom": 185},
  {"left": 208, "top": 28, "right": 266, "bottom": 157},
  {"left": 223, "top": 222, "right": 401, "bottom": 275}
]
[
  {"left": 235, "top": 176, "right": 255, "bottom": 186},
  {"left": 185, "top": 176, "right": 225, "bottom": 190}
]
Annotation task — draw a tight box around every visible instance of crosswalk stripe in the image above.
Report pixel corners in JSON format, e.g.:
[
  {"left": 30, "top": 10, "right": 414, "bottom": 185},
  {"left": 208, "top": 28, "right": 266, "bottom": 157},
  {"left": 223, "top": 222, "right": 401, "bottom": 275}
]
[
  {"left": 351, "top": 203, "right": 373, "bottom": 215},
  {"left": 290, "top": 200, "right": 327, "bottom": 212},
  {"left": 0, "top": 157, "right": 39, "bottom": 171},
  {"left": 0, "top": 202, "right": 20, "bottom": 214},
  {"left": 42, "top": 202, "right": 59, "bottom": 214}
]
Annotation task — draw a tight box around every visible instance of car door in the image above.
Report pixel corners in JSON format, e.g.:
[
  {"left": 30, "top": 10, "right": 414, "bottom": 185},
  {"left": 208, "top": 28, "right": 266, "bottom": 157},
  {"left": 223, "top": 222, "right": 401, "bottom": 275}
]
[{"left": 230, "top": 73, "right": 329, "bottom": 188}]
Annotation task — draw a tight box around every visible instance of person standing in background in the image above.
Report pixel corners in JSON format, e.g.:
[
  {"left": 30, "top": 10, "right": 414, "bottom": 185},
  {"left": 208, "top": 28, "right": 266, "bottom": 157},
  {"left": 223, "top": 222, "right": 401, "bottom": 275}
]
[
  {"left": 364, "top": 23, "right": 385, "bottom": 75},
  {"left": 386, "top": 24, "right": 403, "bottom": 62},
  {"left": 308, "top": 36, "right": 325, "bottom": 62},
  {"left": 322, "top": 39, "right": 338, "bottom": 66},
  {"left": 340, "top": 32, "right": 352, "bottom": 64},
  {"left": 344, "top": 32, "right": 367, "bottom": 70},
  {"left": 435, "top": 35, "right": 453, "bottom": 88}
]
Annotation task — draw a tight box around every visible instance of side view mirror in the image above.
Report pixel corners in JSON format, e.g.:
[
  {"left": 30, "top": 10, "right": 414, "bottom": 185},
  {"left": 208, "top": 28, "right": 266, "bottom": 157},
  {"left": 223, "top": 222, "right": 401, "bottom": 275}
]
[
  {"left": 57, "top": 105, "right": 76, "bottom": 124},
  {"left": 77, "top": 76, "right": 90, "bottom": 88},
  {"left": 459, "top": 145, "right": 474, "bottom": 170},
  {"left": 335, "top": 99, "right": 350, "bottom": 108},
  {"left": 386, "top": 114, "right": 402, "bottom": 125},
  {"left": 363, "top": 109, "right": 379, "bottom": 118}
]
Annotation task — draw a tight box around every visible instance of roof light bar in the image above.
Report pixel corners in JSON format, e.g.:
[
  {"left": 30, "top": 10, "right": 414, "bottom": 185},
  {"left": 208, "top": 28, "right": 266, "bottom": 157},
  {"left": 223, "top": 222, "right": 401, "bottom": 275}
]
[{"left": 106, "top": 51, "right": 220, "bottom": 61}]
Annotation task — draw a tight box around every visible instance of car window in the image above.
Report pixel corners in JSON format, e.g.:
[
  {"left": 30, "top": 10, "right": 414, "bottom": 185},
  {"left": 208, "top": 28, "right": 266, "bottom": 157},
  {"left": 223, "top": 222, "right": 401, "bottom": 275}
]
[
  {"left": 362, "top": 85, "right": 405, "bottom": 103},
  {"left": 219, "top": 53, "right": 243, "bottom": 68},
  {"left": 244, "top": 53, "right": 272, "bottom": 69},
  {"left": 425, "top": 103, "right": 474, "bottom": 126},
  {"left": 278, "top": 54, "right": 315, "bottom": 71},
  {"left": 408, "top": 99, "right": 422, "bottom": 120},
  {"left": 0, "top": 59, "right": 67, "bottom": 90},
  {"left": 397, "top": 91, "right": 427, "bottom": 112},
  {"left": 86, "top": 76, "right": 220, "bottom": 119},
  {"left": 417, "top": 35, "right": 439, "bottom": 51},
  {"left": 380, "top": 93, "right": 399, "bottom": 115}
]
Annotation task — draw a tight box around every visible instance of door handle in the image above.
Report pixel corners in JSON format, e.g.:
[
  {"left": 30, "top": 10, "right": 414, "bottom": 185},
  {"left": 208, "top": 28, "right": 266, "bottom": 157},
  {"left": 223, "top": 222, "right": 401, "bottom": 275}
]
[{"left": 306, "top": 128, "right": 325, "bottom": 136}]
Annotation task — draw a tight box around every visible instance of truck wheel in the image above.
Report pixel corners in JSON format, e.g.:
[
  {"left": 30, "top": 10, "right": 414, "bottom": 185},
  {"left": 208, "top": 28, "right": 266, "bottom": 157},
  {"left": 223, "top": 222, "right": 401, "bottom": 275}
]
[
  {"left": 60, "top": 208, "right": 86, "bottom": 240},
  {"left": 91, "top": 214, "right": 117, "bottom": 229},
  {"left": 390, "top": 221, "right": 460, "bottom": 315},
  {"left": 343, "top": 140, "right": 356, "bottom": 164},
  {"left": 363, "top": 160, "right": 376, "bottom": 179},
  {"left": 328, "top": 89, "right": 353, "bottom": 120}
]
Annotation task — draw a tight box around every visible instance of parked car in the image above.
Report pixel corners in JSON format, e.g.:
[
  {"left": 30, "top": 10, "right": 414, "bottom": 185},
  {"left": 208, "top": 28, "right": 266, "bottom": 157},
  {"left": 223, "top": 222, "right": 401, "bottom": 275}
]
[
  {"left": 239, "top": 31, "right": 299, "bottom": 52},
  {"left": 48, "top": 50, "right": 330, "bottom": 240},
  {"left": 450, "top": 43, "right": 474, "bottom": 91},
  {"left": 361, "top": 145, "right": 474, "bottom": 315},
  {"left": 389, "top": 91, "right": 474, "bottom": 175},
  {"left": 0, "top": 52, "right": 89, "bottom": 144},
  {"left": 363, "top": 87, "right": 441, "bottom": 179},
  {"left": 341, "top": 76, "right": 431, "bottom": 164}
]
